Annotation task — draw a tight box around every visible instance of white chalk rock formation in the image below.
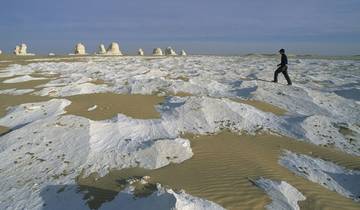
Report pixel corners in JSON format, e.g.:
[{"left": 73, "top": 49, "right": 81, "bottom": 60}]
[
  {"left": 0, "top": 50, "right": 2, "bottom": 55},
  {"left": 98, "top": 44, "right": 106, "bottom": 54},
  {"left": 165, "top": 46, "right": 177, "bottom": 56},
  {"left": 13, "top": 43, "right": 34, "bottom": 55},
  {"left": 138, "top": 48, "right": 144, "bottom": 56},
  {"left": 19, "top": 43, "right": 27, "bottom": 55},
  {"left": 13, "top": 45, "right": 21, "bottom": 55},
  {"left": 254, "top": 178, "right": 306, "bottom": 210},
  {"left": 180, "top": 49, "right": 187, "bottom": 56},
  {"left": 106, "top": 42, "right": 122, "bottom": 55},
  {"left": 280, "top": 150, "right": 360, "bottom": 201},
  {"left": 153, "top": 48, "right": 163, "bottom": 56},
  {"left": 74, "top": 43, "right": 86, "bottom": 55},
  {"left": 48, "top": 53, "right": 55, "bottom": 56}
]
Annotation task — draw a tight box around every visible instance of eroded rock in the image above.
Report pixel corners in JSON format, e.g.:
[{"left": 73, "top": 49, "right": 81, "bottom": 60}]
[
  {"left": 98, "top": 44, "right": 106, "bottom": 54},
  {"left": 106, "top": 42, "right": 122, "bottom": 55},
  {"left": 74, "top": 43, "right": 86, "bottom": 55},
  {"left": 153, "top": 48, "right": 163, "bottom": 56},
  {"left": 138, "top": 48, "right": 144, "bottom": 56},
  {"left": 165, "top": 46, "right": 177, "bottom": 56}
]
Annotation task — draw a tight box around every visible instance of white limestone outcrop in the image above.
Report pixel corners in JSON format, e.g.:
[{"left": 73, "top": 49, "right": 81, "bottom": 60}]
[
  {"left": 180, "top": 49, "right": 187, "bottom": 56},
  {"left": 106, "top": 42, "right": 122, "bottom": 55},
  {"left": 138, "top": 48, "right": 144, "bottom": 56},
  {"left": 152, "top": 48, "right": 163, "bottom": 56},
  {"left": 14, "top": 45, "right": 20, "bottom": 55},
  {"left": 165, "top": 46, "right": 177, "bottom": 56},
  {"left": 48, "top": 53, "right": 55, "bottom": 56},
  {"left": 19, "top": 43, "right": 27, "bottom": 55},
  {"left": 74, "top": 43, "right": 86, "bottom": 55},
  {"left": 98, "top": 44, "right": 106, "bottom": 54},
  {"left": 13, "top": 43, "right": 34, "bottom": 56}
]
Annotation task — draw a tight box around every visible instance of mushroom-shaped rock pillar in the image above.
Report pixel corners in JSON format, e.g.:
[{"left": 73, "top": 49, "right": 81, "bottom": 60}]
[
  {"left": 13, "top": 45, "right": 21, "bottom": 55},
  {"left": 19, "top": 43, "right": 28, "bottom": 55},
  {"left": 152, "top": 48, "right": 163, "bottom": 56},
  {"left": 74, "top": 43, "right": 86, "bottom": 55},
  {"left": 13, "top": 43, "right": 34, "bottom": 55},
  {"left": 98, "top": 44, "right": 106, "bottom": 54},
  {"left": 138, "top": 48, "right": 144, "bottom": 56},
  {"left": 180, "top": 50, "right": 187, "bottom": 56},
  {"left": 106, "top": 42, "right": 122, "bottom": 55},
  {"left": 165, "top": 47, "right": 177, "bottom": 56}
]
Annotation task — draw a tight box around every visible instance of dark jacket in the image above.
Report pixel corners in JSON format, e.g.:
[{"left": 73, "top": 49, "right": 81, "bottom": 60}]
[{"left": 278, "top": 54, "right": 288, "bottom": 67}]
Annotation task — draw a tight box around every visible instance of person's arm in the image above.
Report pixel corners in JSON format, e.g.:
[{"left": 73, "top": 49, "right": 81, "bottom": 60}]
[{"left": 277, "top": 56, "right": 283, "bottom": 66}]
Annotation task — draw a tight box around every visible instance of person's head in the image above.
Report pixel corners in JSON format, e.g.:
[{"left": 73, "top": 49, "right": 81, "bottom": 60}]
[{"left": 279, "top": 49, "right": 285, "bottom": 54}]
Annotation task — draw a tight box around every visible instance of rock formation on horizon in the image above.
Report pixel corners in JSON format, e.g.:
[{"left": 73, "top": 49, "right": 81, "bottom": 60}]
[
  {"left": 98, "top": 44, "right": 106, "bottom": 54},
  {"left": 106, "top": 42, "right": 122, "bottom": 55},
  {"left": 48, "top": 53, "right": 55, "bottom": 56},
  {"left": 14, "top": 45, "right": 20, "bottom": 55},
  {"left": 13, "top": 43, "right": 34, "bottom": 55},
  {"left": 0, "top": 50, "right": 2, "bottom": 55},
  {"left": 180, "top": 50, "right": 187, "bottom": 56},
  {"left": 165, "top": 47, "right": 177, "bottom": 56},
  {"left": 74, "top": 43, "right": 86, "bottom": 55},
  {"left": 19, "top": 43, "right": 27, "bottom": 55},
  {"left": 138, "top": 48, "right": 144, "bottom": 56},
  {"left": 153, "top": 48, "right": 163, "bottom": 56}
]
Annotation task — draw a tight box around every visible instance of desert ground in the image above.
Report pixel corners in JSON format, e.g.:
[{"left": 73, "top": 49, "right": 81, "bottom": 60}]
[{"left": 0, "top": 54, "right": 359, "bottom": 210}]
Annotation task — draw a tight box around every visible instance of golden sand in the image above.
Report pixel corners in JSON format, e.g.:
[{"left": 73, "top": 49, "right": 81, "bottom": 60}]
[
  {"left": 65, "top": 93, "right": 164, "bottom": 120},
  {"left": 78, "top": 132, "right": 360, "bottom": 210},
  {"left": 0, "top": 125, "right": 9, "bottom": 136},
  {"left": 0, "top": 78, "right": 51, "bottom": 90},
  {"left": 233, "top": 99, "right": 287, "bottom": 115},
  {"left": 0, "top": 94, "right": 51, "bottom": 118}
]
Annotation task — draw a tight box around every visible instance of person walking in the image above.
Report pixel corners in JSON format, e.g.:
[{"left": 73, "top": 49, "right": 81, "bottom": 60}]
[{"left": 273, "top": 49, "right": 292, "bottom": 85}]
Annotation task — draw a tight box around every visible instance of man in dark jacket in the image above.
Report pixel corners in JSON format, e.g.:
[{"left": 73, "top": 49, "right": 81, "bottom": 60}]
[{"left": 273, "top": 49, "right": 292, "bottom": 85}]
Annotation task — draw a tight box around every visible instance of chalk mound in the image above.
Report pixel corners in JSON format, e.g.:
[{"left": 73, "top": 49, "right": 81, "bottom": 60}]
[
  {"left": 74, "top": 43, "right": 86, "bottom": 55},
  {"left": 152, "top": 48, "right": 163, "bottom": 56},
  {"left": 98, "top": 44, "right": 106, "bottom": 54},
  {"left": 14, "top": 45, "right": 20, "bottom": 55},
  {"left": 0, "top": 49, "right": 2, "bottom": 55},
  {"left": 13, "top": 43, "right": 34, "bottom": 56},
  {"left": 254, "top": 178, "right": 306, "bottom": 210},
  {"left": 165, "top": 46, "right": 177, "bottom": 56},
  {"left": 106, "top": 42, "right": 122, "bottom": 55},
  {"left": 280, "top": 150, "right": 360, "bottom": 201},
  {"left": 40, "top": 182, "right": 224, "bottom": 210},
  {"left": 180, "top": 49, "right": 187, "bottom": 56},
  {"left": 101, "top": 183, "right": 225, "bottom": 210},
  {"left": 48, "top": 53, "right": 55, "bottom": 56},
  {"left": 138, "top": 48, "right": 144, "bottom": 56}
]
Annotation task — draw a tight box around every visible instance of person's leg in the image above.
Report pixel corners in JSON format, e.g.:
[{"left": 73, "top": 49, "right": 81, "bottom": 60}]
[
  {"left": 282, "top": 67, "right": 292, "bottom": 85},
  {"left": 273, "top": 67, "right": 282, "bottom": 83}
]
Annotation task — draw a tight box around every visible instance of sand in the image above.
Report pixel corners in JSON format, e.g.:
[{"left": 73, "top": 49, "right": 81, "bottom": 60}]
[
  {"left": 233, "top": 99, "right": 287, "bottom": 115},
  {"left": 64, "top": 93, "right": 164, "bottom": 120},
  {"left": 78, "top": 132, "right": 360, "bottom": 210}
]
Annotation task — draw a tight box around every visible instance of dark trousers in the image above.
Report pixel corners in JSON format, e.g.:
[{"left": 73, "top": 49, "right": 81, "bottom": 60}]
[{"left": 274, "top": 65, "right": 292, "bottom": 85}]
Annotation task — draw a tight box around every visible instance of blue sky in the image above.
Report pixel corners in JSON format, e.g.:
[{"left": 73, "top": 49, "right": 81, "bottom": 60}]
[{"left": 1, "top": 0, "right": 360, "bottom": 55}]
